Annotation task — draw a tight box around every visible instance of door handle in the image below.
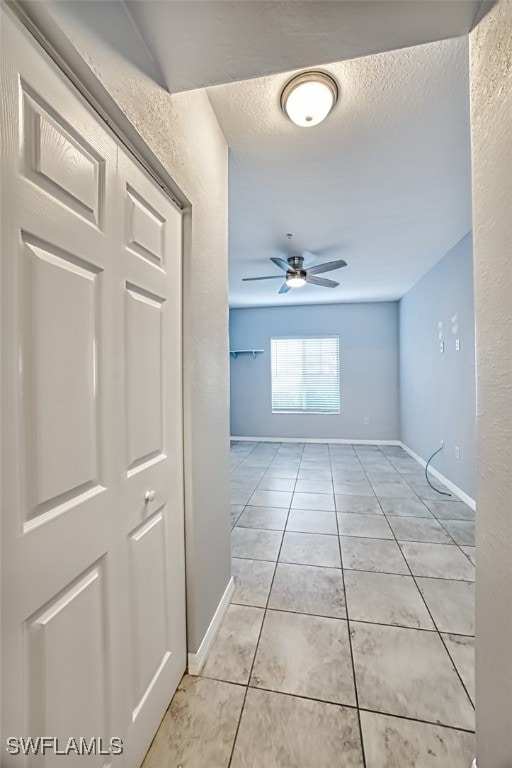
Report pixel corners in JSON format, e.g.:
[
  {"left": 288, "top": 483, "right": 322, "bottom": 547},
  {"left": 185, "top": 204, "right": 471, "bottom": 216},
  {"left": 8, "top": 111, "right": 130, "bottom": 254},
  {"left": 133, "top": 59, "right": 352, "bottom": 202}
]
[{"left": 144, "top": 490, "right": 156, "bottom": 503}]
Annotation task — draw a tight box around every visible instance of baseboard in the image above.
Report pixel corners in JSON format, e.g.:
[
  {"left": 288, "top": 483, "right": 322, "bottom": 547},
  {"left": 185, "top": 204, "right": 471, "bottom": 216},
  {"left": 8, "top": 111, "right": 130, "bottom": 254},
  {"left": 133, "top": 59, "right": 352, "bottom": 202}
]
[
  {"left": 231, "top": 436, "right": 401, "bottom": 445},
  {"left": 399, "top": 442, "right": 476, "bottom": 510},
  {"left": 187, "top": 577, "right": 234, "bottom": 676}
]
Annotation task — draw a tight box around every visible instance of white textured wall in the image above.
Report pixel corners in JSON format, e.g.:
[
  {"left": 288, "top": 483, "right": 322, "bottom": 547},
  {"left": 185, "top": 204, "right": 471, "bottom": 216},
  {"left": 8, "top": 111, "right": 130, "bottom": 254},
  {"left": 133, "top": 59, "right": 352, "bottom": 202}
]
[
  {"left": 470, "top": 2, "right": 512, "bottom": 765},
  {"left": 21, "top": 0, "right": 231, "bottom": 653}
]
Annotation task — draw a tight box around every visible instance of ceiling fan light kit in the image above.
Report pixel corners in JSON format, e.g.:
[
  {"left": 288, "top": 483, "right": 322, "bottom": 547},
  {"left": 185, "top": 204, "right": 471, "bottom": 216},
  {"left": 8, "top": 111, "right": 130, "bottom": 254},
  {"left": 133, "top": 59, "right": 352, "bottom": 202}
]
[
  {"left": 281, "top": 71, "right": 338, "bottom": 127},
  {"left": 243, "top": 252, "right": 347, "bottom": 294},
  {"left": 286, "top": 273, "right": 306, "bottom": 288}
]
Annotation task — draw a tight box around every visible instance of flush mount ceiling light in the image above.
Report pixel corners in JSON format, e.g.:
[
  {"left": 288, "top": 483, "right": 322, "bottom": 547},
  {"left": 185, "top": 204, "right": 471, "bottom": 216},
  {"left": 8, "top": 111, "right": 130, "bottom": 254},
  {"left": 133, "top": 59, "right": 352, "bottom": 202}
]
[{"left": 281, "top": 71, "right": 338, "bottom": 127}]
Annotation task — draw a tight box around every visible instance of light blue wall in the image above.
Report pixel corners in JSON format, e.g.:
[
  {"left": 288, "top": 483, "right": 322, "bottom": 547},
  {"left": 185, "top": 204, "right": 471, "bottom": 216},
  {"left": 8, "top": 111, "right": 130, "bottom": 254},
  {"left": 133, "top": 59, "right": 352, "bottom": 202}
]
[
  {"left": 229, "top": 302, "right": 400, "bottom": 440},
  {"left": 399, "top": 231, "right": 475, "bottom": 498}
]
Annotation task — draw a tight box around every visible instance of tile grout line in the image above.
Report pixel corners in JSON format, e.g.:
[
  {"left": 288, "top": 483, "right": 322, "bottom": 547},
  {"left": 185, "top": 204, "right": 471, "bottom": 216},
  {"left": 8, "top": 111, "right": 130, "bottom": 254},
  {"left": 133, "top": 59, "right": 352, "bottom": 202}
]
[
  {"left": 397, "top": 466, "right": 476, "bottom": 561},
  {"left": 331, "top": 442, "right": 368, "bottom": 768},
  {"left": 201, "top": 671, "right": 477, "bottom": 736},
  {"left": 426, "top": 512, "right": 476, "bottom": 565},
  {"left": 227, "top": 444, "right": 271, "bottom": 766},
  {"left": 229, "top": 601, "right": 473, "bottom": 638},
  {"left": 226, "top": 441, "right": 304, "bottom": 768},
  {"left": 228, "top": 441, "right": 475, "bottom": 763},
  {"left": 230, "top": 555, "right": 474, "bottom": 581},
  {"left": 364, "top": 447, "right": 476, "bottom": 714},
  {"left": 381, "top": 468, "right": 476, "bottom": 711}
]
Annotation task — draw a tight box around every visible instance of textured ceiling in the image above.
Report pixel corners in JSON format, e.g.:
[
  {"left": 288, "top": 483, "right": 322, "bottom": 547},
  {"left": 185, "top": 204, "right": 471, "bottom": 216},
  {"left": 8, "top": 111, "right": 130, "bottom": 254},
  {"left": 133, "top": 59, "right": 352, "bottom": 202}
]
[
  {"left": 207, "top": 38, "right": 472, "bottom": 307},
  {"left": 39, "top": 1, "right": 476, "bottom": 308},
  {"left": 125, "top": 1, "right": 485, "bottom": 92}
]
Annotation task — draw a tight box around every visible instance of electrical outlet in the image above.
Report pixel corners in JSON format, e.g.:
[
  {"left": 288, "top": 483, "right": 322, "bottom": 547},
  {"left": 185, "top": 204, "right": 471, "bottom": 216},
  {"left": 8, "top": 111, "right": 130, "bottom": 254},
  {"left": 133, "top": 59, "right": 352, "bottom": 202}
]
[
  {"left": 440, "top": 440, "right": 445, "bottom": 448},
  {"left": 364, "top": 416, "right": 370, "bottom": 425},
  {"left": 440, "top": 341, "right": 445, "bottom": 353},
  {"left": 455, "top": 446, "right": 460, "bottom": 460},
  {"left": 455, "top": 339, "right": 461, "bottom": 351}
]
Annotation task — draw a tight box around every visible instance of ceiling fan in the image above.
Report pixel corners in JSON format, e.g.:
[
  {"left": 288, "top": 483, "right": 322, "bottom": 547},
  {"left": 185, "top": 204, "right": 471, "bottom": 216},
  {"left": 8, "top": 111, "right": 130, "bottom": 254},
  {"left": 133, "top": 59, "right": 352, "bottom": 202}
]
[{"left": 242, "top": 252, "right": 347, "bottom": 294}]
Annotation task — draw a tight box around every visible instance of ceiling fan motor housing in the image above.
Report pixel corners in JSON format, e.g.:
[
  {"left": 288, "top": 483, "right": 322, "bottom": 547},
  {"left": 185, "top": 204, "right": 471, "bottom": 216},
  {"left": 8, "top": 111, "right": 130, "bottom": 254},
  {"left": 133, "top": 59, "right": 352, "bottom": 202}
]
[{"left": 288, "top": 255, "right": 304, "bottom": 271}]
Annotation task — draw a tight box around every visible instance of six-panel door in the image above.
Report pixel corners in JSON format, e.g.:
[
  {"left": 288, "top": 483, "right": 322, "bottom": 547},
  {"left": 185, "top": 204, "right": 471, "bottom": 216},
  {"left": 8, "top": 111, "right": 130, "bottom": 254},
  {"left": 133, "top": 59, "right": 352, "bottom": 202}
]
[{"left": 0, "top": 10, "right": 186, "bottom": 767}]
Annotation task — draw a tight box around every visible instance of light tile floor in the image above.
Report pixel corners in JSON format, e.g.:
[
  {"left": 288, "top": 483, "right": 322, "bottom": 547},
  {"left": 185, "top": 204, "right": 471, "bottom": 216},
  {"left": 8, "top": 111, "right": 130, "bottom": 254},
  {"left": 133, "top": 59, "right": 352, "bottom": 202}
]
[{"left": 143, "top": 442, "right": 476, "bottom": 768}]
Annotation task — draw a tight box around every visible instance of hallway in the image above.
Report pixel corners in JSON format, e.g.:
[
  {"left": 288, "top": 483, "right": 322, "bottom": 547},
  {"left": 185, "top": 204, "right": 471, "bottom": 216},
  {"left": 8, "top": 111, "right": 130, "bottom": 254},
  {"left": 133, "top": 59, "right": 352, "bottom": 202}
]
[{"left": 143, "top": 441, "right": 476, "bottom": 767}]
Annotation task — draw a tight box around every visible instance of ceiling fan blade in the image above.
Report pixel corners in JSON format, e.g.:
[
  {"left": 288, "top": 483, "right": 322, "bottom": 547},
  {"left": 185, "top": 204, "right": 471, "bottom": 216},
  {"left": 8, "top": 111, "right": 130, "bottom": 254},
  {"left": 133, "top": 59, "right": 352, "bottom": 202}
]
[
  {"left": 306, "top": 275, "right": 339, "bottom": 288},
  {"left": 242, "top": 275, "right": 286, "bottom": 281},
  {"left": 307, "top": 259, "right": 347, "bottom": 275},
  {"left": 278, "top": 282, "right": 291, "bottom": 294},
  {"left": 271, "top": 257, "right": 292, "bottom": 272}
]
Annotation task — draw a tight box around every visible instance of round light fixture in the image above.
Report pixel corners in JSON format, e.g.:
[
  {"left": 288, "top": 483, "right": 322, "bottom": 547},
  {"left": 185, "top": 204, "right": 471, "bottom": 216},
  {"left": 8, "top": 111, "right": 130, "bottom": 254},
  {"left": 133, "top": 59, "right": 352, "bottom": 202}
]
[
  {"left": 286, "top": 273, "right": 306, "bottom": 288},
  {"left": 281, "top": 71, "right": 338, "bottom": 128}
]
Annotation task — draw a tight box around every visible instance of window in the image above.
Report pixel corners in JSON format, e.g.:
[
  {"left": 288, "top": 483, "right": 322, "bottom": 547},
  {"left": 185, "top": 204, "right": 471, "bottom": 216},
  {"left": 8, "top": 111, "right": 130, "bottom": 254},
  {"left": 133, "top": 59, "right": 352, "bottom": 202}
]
[{"left": 271, "top": 336, "right": 340, "bottom": 414}]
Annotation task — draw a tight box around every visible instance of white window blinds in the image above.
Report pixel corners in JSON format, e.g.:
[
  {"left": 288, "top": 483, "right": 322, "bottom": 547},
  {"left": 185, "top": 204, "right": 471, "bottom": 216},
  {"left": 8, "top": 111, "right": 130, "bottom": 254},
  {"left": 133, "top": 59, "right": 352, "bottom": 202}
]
[{"left": 271, "top": 336, "right": 340, "bottom": 414}]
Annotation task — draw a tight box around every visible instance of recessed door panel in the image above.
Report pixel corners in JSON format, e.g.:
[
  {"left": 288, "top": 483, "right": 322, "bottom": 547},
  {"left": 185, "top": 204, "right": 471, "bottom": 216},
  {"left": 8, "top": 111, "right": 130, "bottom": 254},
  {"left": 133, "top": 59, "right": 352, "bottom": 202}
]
[
  {"left": 129, "top": 509, "right": 170, "bottom": 716},
  {"left": 126, "top": 185, "right": 166, "bottom": 267},
  {"left": 22, "top": 83, "right": 103, "bottom": 227},
  {"left": 125, "top": 283, "right": 165, "bottom": 475},
  {"left": 27, "top": 565, "right": 108, "bottom": 767},
  {"left": 21, "top": 235, "right": 103, "bottom": 527}
]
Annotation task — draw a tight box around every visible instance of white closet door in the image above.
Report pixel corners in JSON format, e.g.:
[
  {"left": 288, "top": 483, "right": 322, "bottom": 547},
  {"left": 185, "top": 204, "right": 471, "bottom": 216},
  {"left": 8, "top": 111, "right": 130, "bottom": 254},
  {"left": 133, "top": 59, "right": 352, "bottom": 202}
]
[
  {"left": 0, "top": 10, "right": 186, "bottom": 767},
  {"left": 114, "top": 150, "right": 185, "bottom": 766}
]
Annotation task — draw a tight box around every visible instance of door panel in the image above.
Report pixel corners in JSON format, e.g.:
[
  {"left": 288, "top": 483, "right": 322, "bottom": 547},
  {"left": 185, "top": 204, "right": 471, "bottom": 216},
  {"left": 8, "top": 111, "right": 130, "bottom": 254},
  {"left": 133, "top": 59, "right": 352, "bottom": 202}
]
[
  {"left": 116, "top": 149, "right": 185, "bottom": 767},
  {"left": 21, "top": 79, "right": 105, "bottom": 228},
  {"left": 21, "top": 235, "right": 103, "bottom": 527},
  {"left": 27, "top": 565, "right": 108, "bottom": 768},
  {"left": 125, "top": 185, "right": 166, "bottom": 267},
  {"left": 1, "top": 10, "right": 186, "bottom": 767},
  {"left": 125, "top": 284, "right": 165, "bottom": 474},
  {"left": 129, "top": 508, "right": 171, "bottom": 712}
]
